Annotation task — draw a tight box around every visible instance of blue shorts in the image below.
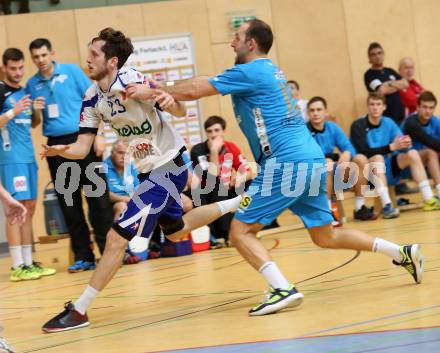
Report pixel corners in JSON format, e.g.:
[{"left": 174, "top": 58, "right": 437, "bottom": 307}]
[
  {"left": 0, "top": 162, "right": 38, "bottom": 201},
  {"left": 385, "top": 154, "right": 411, "bottom": 185},
  {"left": 113, "top": 157, "right": 188, "bottom": 241},
  {"left": 235, "top": 158, "right": 333, "bottom": 229}
]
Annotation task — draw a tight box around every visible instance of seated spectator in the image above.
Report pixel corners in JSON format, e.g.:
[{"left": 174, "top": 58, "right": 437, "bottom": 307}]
[
  {"left": 191, "top": 115, "right": 252, "bottom": 248},
  {"left": 104, "top": 140, "right": 139, "bottom": 219},
  {"left": 403, "top": 91, "right": 440, "bottom": 198},
  {"left": 104, "top": 140, "right": 141, "bottom": 264},
  {"left": 350, "top": 92, "right": 440, "bottom": 219},
  {"left": 307, "top": 96, "right": 365, "bottom": 225},
  {"left": 287, "top": 80, "right": 308, "bottom": 121},
  {"left": 399, "top": 57, "right": 425, "bottom": 116}
]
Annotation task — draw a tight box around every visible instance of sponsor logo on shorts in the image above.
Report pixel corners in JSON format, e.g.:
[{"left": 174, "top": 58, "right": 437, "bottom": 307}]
[
  {"left": 13, "top": 176, "right": 28, "bottom": 192},
  {"left": 239, "top": 195, "right": 252, "bottom": 210}
]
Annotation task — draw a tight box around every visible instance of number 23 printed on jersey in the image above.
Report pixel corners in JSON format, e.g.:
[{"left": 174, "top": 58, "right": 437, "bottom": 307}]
[{"left": 107, "top": 98, "right": 126, "bottom": 116}]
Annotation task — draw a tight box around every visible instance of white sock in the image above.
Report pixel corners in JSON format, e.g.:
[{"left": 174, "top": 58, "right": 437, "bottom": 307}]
[
  {"left": 355, "top": 197, "right": 365, "bottom": 211},
  {"left": 418, "top": 180, "right": 433, "bottom": 201},
  {"left": 217, "top": 195, "right": 242, "bottom": 215},
  {"left": 9, "top": 245, "right": 23, "bottom": 269},
  {"left": 258, "top": 261, "right": 290, "bottom": 290},
  {"left": 436, "top": 184, "right": 440, "bottom": 198},
  {"left": 22, "top": 244, "right": 33, "bottom": 266},
  {"left": 378, "top": 186, "right": 391, "bottom": 207},
  {"left": 328, "top": 199, "right": 332, "bottom": 210},
  {"left": 74, "top": 285, "right": 99, "bottom": 315},
  {"left": 372, "top": 238, "right": 402, "bottom": 263}
]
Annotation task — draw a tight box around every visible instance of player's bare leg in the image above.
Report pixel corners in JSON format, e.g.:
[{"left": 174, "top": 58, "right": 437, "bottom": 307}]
[
  {"left": 309, "top": 224, "right": 424, "bottom": 284},
  {"left": 229, "top": 219, "right": 304, "bottom": 316},
  {"left": 41, "top": 194, "right": 242, "bottom": 333},
  {"left": 166, "top": 196, "right": 241, "bottom": 241}
]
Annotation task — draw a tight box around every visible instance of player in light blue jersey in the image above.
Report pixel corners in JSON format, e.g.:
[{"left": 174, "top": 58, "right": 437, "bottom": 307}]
[
  {"left": 127, "top": 19, "right": 424, "bottom": 316},
  {"left": 0, "top": 48, "right": 55, "bottom": 282}
]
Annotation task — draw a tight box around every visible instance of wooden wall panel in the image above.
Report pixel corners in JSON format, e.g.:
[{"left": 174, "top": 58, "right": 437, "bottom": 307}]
[
  {"left": 4, "top": 10, "right": 80, "bottom": 79},
  {"left": 272, "top": 0, "right": 356, "bottom": 132},
  {"left": 0, "top": 16, "right": 8, "bottom": 53},
  {"left": 142, "top": 0, "right": 221, "bottom": 123},
  {"left": 343, "top": 0, "right": 420, "bottom": 117},
  {"left": 74, "top": 4, "right": 145, "bottom": 68},
  {"left": 411, "top": 0, "right": 440, "bottom": 100},
  {"left": 206, "top": 0, "right": 273, "bottom": 44}
]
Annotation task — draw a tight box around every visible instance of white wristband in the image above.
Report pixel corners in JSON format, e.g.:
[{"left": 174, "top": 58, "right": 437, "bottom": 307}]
[
  {"left": 166, "top": 81, "right": 175, "bottom": 87},
  {"left": 5, "top": 109, "right": 14, "bottom": 120}
]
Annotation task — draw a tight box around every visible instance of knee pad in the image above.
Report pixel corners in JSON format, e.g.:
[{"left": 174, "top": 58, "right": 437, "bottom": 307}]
[{"left": 158, "top": 216, "right": 185, "bottom": 235}]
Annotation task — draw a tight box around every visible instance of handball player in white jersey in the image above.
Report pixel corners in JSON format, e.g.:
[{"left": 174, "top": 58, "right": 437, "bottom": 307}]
[{"left": 41, "top": 28, "right": 242, "bottom": 332}]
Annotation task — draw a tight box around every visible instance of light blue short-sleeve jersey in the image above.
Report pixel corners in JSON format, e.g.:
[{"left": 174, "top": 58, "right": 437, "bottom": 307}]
[
  {"left": 26, "top": 62, "right": 91, "bottom": 137},
  {"left": 0, "top": 83, "right": 35, "bottom": 164},
  {"left": 208, "top": 58, "right": 323, "bottom": 164},
  {"left": 308, "top": 121, "right": 357, "bottom": 157},
  {"left": 104, "top": 157, "right": 140, "bottom": 197}
]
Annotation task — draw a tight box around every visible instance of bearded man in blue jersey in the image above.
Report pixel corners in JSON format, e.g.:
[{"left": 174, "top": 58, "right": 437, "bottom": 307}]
[{"left": 126, "top": 19, "right": 425, "bottom": 316}]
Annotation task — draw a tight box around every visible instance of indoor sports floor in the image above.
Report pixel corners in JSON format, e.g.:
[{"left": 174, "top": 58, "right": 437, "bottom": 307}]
[{"left": 1, "top": 195, "right": 439, "bottom": 353}]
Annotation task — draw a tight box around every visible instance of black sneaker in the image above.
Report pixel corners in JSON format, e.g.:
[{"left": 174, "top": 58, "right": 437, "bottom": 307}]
[
  {"left": 353, "top": 205, "right": 378, "bottom": 221},
  {"left": 249, "top": 284, "right": 304, "bottom": 316},
  {"left": 42, "top": 301, "right": 89, "bottom": 333},
  {"left": 393, "top": 244, "right": 424, "bottom": 284}
]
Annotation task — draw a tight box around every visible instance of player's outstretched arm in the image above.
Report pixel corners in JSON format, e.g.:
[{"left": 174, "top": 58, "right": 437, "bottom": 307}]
[
  {"left": 126, "top": 77, "right": 219, "bottom": 102},
  {"left": 41, "top": 133, "right": 95, "bottom": 160}
]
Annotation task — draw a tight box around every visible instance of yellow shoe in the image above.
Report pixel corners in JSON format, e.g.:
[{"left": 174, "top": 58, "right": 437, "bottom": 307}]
[
  {"left": 29, "top": 262, "right": 57, "bottom": 277},
  {"left": 423, "top": 197, "right": 440, "bottom": 211},
  {"left": 10, "top": 265, "right": 41, "bottom": 282}
]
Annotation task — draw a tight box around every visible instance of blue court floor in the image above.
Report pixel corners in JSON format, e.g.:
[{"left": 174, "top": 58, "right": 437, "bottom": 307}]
[{"left": 160, "top": 327, "right": 440, "bottom": 353}]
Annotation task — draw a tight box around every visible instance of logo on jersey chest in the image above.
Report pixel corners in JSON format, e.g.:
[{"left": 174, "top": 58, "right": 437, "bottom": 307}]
[{"left": 111, "top": 119, "right": 152, "bottom": 137}]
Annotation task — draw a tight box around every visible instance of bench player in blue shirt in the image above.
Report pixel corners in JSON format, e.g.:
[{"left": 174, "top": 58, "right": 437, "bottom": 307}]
[
  {"left": 127, "top": 19, "right": 425, "bottom": 316},
  {"left": 351, "top": 92, "right": 440, "bottom": 216},
  {"left": 0, "top": 48, "right": 56, "bottom": 282},
  {"left": 306, "top": 96, "right": 377, "bottom": 223},
  {"left": 402, "top": 91, "right": 440, "bottom": 200}
]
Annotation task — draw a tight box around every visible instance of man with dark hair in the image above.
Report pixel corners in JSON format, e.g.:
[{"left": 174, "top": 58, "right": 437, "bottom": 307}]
[
  {"left": 287, "top": 79, "right": 308, "bottom": 121},
  {"left": 191, "top": 115, "right": 252, "bottom": 247},
  {"left": 26, "top": 37, "right": 114, "bottom": 273},
  {"left": 403, "top": 91, "right": 440, "bottom": 198},
  {"left": 364, "top": 42, "right": 408, "bottom": 124},
  {"left": 128, "top": 19, "right": 425, "bottom": 317},
  {"left": 41, "top": 27, "right": 242, "bottom": 332},
  {"left": 351, "top": 92, "right": 440, "bottom": 216},
  {"left": 0, "top": 48, "right": 55, "bottom": 281},
  {"left": 306, "top": 96, "right": 376, "bottom": 223}
]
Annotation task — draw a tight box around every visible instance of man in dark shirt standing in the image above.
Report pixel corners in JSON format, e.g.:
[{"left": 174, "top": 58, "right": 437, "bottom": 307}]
[{"left": 364, "top": 42, "right": 408, "bottom": 124}]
